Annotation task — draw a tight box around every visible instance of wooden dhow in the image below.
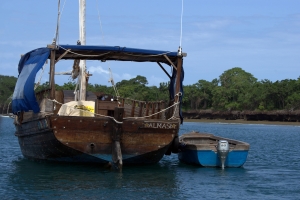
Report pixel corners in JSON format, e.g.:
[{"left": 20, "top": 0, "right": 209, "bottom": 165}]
[{"left": 12, "top": 45, "right": 186, "bottom": 167}]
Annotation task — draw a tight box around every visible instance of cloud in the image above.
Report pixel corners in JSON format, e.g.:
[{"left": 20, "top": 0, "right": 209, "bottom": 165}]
[
  {"left": 194, "top": 19, "right": 234, "bottom": 30},
  {"left": 88, "top": 65, "right": 134, "bottom": 85},
  {"left": 118, "top": 73, "right": 133, "bottom": 80},
  {"left": 148, "top": 75, "right": 168, "bottom": 86},
  {"left": 88, "top": 65, "right": 110, "bottom": 75}
]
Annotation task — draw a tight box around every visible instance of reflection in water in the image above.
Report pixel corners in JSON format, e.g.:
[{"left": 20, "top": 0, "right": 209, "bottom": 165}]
[
  {"left": 7, "top": 157, "right": 180, "bottom": 199},
  {"left": 174, "top": 162, "right": 249, "bottom": 199}
]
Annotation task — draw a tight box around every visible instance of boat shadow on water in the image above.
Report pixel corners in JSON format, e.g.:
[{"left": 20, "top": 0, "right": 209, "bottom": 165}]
[{"left": 8, "top": 157, "right": 182, "bottom": 198}]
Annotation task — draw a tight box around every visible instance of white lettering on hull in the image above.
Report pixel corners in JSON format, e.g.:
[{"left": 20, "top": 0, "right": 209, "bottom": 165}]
[{"left": 144, "top": 123, "right": 177, "bottom": 129}]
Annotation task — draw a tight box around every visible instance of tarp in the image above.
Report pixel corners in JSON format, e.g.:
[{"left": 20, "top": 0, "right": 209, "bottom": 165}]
[
  {"left": 58, "top": 45, "right": 178, "bottom": 57},
  {"left": 58, "top": 101, "right": 95, "bottom": 116},
  {"left": 12, "top": 48, "right": 50, "bottom": 114},
  {"left": 56, "top": 45, "right": 179, "bottom": 64}
]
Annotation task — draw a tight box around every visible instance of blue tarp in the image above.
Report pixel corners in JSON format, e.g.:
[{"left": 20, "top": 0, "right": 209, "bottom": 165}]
[
  {"left": 12, "top": 48, "right": 50, "bottom": 114},
  {"left": 55, "top": 45, "right": 180, "bottom": 64},
  {"left": 58, "top": 45, "right": 178, "bottom": 57}
]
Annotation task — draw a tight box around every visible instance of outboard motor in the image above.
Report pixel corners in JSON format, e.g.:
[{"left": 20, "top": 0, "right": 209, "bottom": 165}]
[{"left": 217, "top": 140, "right": 229, "bottom": 169}]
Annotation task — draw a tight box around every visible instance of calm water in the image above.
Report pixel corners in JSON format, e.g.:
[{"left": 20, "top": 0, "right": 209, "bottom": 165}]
[{"left": 1, "top": 117, "right": 300, "bottom": 200}]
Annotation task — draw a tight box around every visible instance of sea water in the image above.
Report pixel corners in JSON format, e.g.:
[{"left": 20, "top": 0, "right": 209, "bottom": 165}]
[{"left": 1, "top": 117, "right": 300, "bottom": 199}]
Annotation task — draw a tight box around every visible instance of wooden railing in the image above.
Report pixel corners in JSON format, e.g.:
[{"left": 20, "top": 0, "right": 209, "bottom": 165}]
[{"left": 93, "top": 98, "right": 169, "bottom": 119}]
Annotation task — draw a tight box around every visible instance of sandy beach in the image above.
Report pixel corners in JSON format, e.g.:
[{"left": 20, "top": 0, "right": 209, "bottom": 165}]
[{"left": 184, "top": 118, "right": 300, "bottom": 126}]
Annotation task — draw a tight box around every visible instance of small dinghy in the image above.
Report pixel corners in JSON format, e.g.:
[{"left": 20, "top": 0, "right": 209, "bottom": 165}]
[{"left": 178, "top": 131, "right": 250, "bottom": 168}]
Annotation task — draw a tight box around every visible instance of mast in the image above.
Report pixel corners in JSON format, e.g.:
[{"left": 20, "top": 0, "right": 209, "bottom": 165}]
[{"left": 79, "top": 0, "right": 86, "bottom": 101}]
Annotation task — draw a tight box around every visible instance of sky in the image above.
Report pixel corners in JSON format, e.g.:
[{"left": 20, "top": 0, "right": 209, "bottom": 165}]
[{"left": 1, "top": 0, "right": 300, "bottom": 87}]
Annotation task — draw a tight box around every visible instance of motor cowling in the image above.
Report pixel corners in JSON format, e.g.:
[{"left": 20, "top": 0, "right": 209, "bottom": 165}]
[{"left": 217, "top": 140, "right": 229, "bottom": 169}]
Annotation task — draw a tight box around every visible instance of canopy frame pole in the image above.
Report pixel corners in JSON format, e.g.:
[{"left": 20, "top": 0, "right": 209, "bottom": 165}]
[
  {"left": 55, "top": 49, "right": 71, "bottom": 64},
  {"left": 49, "top": 50, "right": 56, "bottom": 100},
  {"left": 157, "top": 62, "right": 171, "bottom": 79},
  {"left": 175, "top": 56, "right": 183, "bottom": 103},
  {"left": 163, "top": 55, "right": 177, "bottom": 71}
]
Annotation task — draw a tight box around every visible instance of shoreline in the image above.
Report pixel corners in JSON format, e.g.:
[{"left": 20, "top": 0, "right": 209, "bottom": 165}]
[{"left": 183, "top": 118, "right": 300, "bottom": 126}]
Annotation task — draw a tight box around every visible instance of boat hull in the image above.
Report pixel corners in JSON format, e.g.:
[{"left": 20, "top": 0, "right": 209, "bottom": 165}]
[
  {"left": 15, "top": 114, "right": 179, "bottom": 165},
  {"left": 17, "top": 129, "right": 108, "bottom": 163},
  {"left": 178, "top": 149, "right": 248, "bottom": 167},
  {"left": 178, "top": 131, "right": 249, "bottom": 168}
]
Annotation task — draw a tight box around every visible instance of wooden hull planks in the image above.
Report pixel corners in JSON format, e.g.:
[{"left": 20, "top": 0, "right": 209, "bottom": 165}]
[{"left": 14, "top": 115, "right": 179, "bottom": 165}]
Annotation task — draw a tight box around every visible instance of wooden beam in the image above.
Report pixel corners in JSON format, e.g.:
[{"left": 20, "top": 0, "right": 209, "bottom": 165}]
[
  {"left": 49, "top": 50, "right": 56, "bottom": 100},
  {"left": 47, "top": 44, "right": 56, "bottom": 49},
  {"left": 157, "top": 62, "right": 171, "bottom": 79},
  {"left": 55, "top": 49, "right": 71, "bottom": 64},
  {"left": 175, "top": 57, "right": 183, "bottom": 103},
  {"left": 163, "top": 55, "right": 177, "bottom": 71}
]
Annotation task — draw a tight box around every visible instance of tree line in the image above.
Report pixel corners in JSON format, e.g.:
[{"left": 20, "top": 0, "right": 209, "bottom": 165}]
[
  {"left": 1, "top": 67, "right": 300, "bottom": 112},
  {"left": 183, "top": 67, "right": 300, "bottom": 112},
  {"left": 0, "top": 75, "right": 17, "bottom": 111}
]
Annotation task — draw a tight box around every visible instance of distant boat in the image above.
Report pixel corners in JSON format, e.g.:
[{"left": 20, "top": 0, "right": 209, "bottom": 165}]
[
  {"left": 0, "top": 114, "right": 10, "bottom": 118},
  {"left": 178, "top": 131, "right": 249, "bottom": 168}
]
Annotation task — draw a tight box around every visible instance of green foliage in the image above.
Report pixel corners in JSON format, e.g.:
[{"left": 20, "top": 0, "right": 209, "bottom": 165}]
[
  {"left": 182, "top": 84, "right": 199, "bottom": 110},
  {"left": 0, "top": 75, "right": 17, "bottom": 107},
  {"left": 182, "top": 67, "right": 300, "bottom": 112},
  {"left": 116, "top": 75, "right": 167, "bottom": 101},
  {"left": 2, "top": 66, "right": 300, "bottom": 112},
  {"left": 217, "top": 67, "right": 257, "bottom": 110}
]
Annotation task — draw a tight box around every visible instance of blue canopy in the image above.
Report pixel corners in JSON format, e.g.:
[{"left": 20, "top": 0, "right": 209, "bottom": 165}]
[
  {"left": 55, "top": 44, "right": 179, "bottom": 64},
  {"left": 12, "top": 45, "right": 184, "bottom": 116},
  {"left": 12, "top": 48, "right": 50, "bottom": 114}
]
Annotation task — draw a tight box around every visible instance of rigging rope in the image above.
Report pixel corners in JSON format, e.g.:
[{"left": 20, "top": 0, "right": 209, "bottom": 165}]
[
  {"left": 54, "top": 0, "right": 60, "bottom": 44},
  {"left": 95, "top": 0, "right": 120, "bottom": 99},
  {"left": 108, "top": 68, "right": 120, "bottom": 99},
  {"left": 54, "top": 0, "right": 67, "bottom": 45},
  {"left": 59, "top": 46, "right": 111, "bottom": 57},
  {"left": 96, "top": 0, "right": 106, "bottom": 45},
  {"left": 74, "top": 78, "right": 80, "bottom": 101},
  {"left": 59, "top": 45, "right": 172, "bottom": 58},
  {"left": 179, "top": 0, "right": 184, "bottom": 51}
]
